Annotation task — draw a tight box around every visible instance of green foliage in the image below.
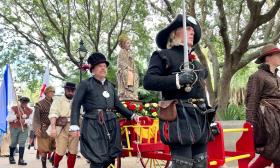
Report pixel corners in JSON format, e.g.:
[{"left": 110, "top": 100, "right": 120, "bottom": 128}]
[
  {"left": 222, "top": 103, "right": 246, "bottom": 120},
  {"left": 138, "top": 86, "right": 160, "bottom": 103},
  {"left": 231, "top": 63, "right": 258, "bottom": 89}
]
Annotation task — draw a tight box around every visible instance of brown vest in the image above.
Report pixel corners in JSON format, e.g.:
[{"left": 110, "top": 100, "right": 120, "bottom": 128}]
[{"left": 9, "top": 105, "right": 32, "bottom": 128}]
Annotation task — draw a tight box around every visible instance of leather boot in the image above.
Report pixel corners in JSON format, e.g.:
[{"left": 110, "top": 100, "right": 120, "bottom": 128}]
[
  {"left": 41, "top": 155, "right": 47, "bottom": 168},
  {"left": 18, "top": 158, "right": 28, "bottom": 165},
  {"left": 18, "top": 147, "right": 27, "bottom": 165},
  {"left": 9, "top": 146, "right": 16, "bottom": 164},
  {"left": 193, "top": 153, "right": 207, "bottom": 168},
  {"left": 171, "top": 158, "right": 193, "bottom": 168}
]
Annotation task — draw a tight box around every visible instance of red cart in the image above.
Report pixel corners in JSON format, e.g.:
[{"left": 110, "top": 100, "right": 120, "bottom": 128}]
[{"left": 111, "top": 117, "right": 255, "bottom": 168}]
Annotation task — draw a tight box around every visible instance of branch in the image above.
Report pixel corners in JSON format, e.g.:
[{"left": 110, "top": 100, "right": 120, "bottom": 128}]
[
  {"left": 163, "top": 0, "right": 175, "bottom": 17},
  {"left": 95, "top": 0, "right": 103, "bottom": 51},
  {"left": 148, "top": 0, "right": 172, "bottom": 22},
  {"left": 215, "top": 0, "right": 231, "bottom": 57},
  {"left": 108, "top": 0, "right": 132, "bottom": 59},
  {"left": 231, "top": 0, "right": 280, "bottom": 65}
]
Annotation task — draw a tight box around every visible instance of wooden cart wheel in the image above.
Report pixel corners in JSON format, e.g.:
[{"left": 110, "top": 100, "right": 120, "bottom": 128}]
[{"left": 140, "top": 158, "right": 170, "bottom": 168}]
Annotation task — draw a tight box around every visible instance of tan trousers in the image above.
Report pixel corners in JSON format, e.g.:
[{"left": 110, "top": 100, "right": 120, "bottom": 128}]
[{"left": 55, "top": 123, "right": 79, "bottom": 156}]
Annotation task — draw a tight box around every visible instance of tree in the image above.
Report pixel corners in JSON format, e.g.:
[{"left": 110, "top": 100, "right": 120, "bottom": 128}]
[
  {"left": 0, "top": 0, "right": 151, "bottom": 80},
  {"left": 0, "top": 28, "right": 44, "bottom": 94},
  {"left": 149, "top": 0, "right": 280, "bottom": 118}
]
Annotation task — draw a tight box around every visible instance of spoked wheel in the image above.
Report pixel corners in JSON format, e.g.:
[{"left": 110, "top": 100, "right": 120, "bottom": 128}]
[{"left": 140, "top": 158, "right": 170, "bottom": 168}]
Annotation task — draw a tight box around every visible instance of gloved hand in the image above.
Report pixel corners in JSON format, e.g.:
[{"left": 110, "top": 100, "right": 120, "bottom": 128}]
[{"left": 179, "top": 69, "right": 195, "bottom": 85}]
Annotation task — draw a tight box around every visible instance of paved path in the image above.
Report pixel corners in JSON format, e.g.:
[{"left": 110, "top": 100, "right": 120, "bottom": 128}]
[{"left": 0, "top": 121, "right": 273, "bottom": 168}]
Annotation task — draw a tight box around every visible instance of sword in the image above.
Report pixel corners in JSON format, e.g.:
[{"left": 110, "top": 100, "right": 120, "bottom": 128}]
[{"left": 182, "top": 0, "right": 192, "bottom": 92}]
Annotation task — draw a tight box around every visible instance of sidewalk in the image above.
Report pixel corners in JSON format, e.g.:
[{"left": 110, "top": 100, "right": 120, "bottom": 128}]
[{"left": 0, "top": 148, "right": 143, "bottom": 168}]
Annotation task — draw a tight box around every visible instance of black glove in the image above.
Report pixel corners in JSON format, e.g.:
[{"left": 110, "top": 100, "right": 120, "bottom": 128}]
[{"left": 179, "top": 69, "right": 195, "bottom": 85}]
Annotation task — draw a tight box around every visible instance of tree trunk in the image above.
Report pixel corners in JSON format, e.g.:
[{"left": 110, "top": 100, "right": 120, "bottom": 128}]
[{"left": 217, "top": 68, "right": 234, "bottom": 119}]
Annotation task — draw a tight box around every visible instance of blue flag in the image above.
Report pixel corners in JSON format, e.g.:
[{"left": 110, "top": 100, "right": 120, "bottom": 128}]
[{"left": 0, "top": 64, "right": 16, "bottom": 133}]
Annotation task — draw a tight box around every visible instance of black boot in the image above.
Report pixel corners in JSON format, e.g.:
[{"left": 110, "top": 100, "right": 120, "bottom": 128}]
[
  {"left": 193, "top": 153, "right": 207, "bottom": 168},
  {"left": 9, "top": 146, "right": 16, "bottom": 164},
  {"left": 171, "top": 158, "right": 193, "bottom": 168},
  {"left": 18, "top": 147, "right": 27, "bottom": 165},
  {"left": 41, "top": 156, "right": 47, "bottom": 168}
]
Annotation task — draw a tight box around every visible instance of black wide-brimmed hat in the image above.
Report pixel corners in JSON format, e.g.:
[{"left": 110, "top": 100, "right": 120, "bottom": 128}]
[
  {"left": 19, "top": 97, "right": 30, "bottom": 103},
  {"left": 63, "top": 82, "right": 76, "bottom": 89},
  {"left": 255, "top": 44, "right": 280, "bottom": 64},
  {"left": 87, "top": 52, "right": 110, "bottom": 71},
  {"left": 156, "top": 14, "right": 201, "bottom": 49}
]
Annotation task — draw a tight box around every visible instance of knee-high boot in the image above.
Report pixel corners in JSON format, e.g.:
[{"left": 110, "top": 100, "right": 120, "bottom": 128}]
[
  {"left": 193, "top": 153, "right": 207, "bottom": 168},
  {"left": 9, "top": 146, "right": 16, "bottom": 164},
  {"left": 41, "top": 152, "right": 47, "bottom": 168},
  {"left": 171, "top": 158, "right": 193, "bottom": 168},
  {"left": 18, "top": 147, "right": 27, "bottom": 165}
]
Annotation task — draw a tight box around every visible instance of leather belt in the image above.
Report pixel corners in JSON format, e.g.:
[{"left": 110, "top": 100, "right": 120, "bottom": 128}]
[
  {"left": 88, "top": 108, "right": 116, "bottom": 113},
  {"left": 181, "top": 98, "right": 205, "bottom": 104}
]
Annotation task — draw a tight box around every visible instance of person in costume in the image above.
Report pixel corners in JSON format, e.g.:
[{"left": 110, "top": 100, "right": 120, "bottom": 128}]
[
  {"left": 70, "top": 52, "right": 140, "bottom": 168},
  {"left": 246, "top": 44, "right": 280, "bottom": 168},
  {"left": 48, "top": 82, "right": 79, "bottom": 168},
  {"left": 33, "top": 86, "right": 56, "bottom": 168},
  {"left": 144, "top": 14, "right": 211, "bottom": 167},
  {"left": 7, "top": 97, "right": 32, "bottom": 165}
]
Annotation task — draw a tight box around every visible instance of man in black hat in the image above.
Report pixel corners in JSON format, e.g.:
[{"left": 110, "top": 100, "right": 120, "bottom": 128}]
[
  {"left": 7, "top": 96, "right": 32, "bottom": 165},
  {"left": 144, "top": 14, "right": 211, "bottom": 167},
  {"left": 70, "top": 52, "right": 140, "bottom": 168},
  {"left": 48, "top": 82, "right": 78, "bottom": 168}
]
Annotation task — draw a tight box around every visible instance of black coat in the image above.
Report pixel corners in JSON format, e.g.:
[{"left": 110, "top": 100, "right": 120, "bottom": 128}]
[
  {"left": 144, "top": 45, "right": 209, "bottom": 146},
  {"left": 70, "top": 76, "right": 133, "bottom": 163}
]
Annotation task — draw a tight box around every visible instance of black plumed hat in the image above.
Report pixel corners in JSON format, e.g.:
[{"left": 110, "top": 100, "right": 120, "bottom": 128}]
[{"left": 156, "top": 14, "right": 201, "bottom": 49}]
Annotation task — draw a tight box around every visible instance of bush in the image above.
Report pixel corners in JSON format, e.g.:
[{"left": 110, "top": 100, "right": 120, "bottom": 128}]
[{"left": 223, "top": 103, "right": 246, "bottom": 120}]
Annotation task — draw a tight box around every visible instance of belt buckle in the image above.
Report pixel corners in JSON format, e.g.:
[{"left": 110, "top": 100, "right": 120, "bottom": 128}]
[{"left": 187, "top": 98, "right": 193, "bottom": 104}]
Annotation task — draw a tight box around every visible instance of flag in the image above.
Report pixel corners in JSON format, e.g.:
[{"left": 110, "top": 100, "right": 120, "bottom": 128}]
[
  {"left": 39, "top": 66, "right": 50, "bottom": 99},
  {"left": 0, "top": 64, "right": 16, "bottom": 133}
]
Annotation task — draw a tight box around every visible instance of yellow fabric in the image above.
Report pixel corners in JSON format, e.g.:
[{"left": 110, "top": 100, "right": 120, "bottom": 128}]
[
  {"left": 49, "top": 96, "right": 72, "bottom": 118},
  {"left": 121, "top": 119, "right": 159, "bottom": 140}
]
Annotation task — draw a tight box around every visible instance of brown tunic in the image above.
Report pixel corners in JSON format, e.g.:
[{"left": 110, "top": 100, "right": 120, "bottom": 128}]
[
  {"left": 32, "top": 98, "right": 53, "bottom": 138},
  {"left": 9, "top": 106, "right": 32, "bottom": 128},
  {"left": 245, "top": 63, "right": 280, "bottom": 164}
]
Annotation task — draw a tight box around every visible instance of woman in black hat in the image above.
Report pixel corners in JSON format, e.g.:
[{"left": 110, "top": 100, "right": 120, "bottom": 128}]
[
  {"left": 70, "top": 52, "right": 140, "bottom": 168},
  {"left": 144, "top": 14, "right": 211, "bottom": 167}
]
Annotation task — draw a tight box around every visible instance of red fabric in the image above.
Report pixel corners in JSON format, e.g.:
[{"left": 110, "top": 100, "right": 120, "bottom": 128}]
[
  {"left": 189, "top": 54, "right": 197, "bottom": 61},
  {"left": 53, "top": 153, "right": 63, "bottom": 167},
  {"left": 249, "top": 155, "right": 272, "bottom": 168},
  {"left": 163, "top": 121, "right": 169, "bottom": 141},
  {"left": 67, "top": 153, "right": 77, "bottom": 168}
]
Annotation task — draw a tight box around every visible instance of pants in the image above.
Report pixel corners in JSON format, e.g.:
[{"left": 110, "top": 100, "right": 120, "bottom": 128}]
[
  {"left": 170, "top": 143, "right": 207, "bottom": 168},
  {"left": 10, "top": 127, "right": 28, "bottom": 147},
  {"left": 37, "top": 136, "right": 55, "bottom": 153},
  {"left": 55, "top": 124, "right": 79, "bottom": 156}
]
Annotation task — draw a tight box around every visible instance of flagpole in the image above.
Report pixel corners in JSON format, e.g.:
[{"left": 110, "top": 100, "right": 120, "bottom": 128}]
[{"left": 8, "top": 65, "right": 24, "bottom": 132}]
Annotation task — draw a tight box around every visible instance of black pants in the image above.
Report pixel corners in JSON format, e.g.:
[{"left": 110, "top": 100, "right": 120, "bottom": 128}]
[{"left": 170, "top": 143, "right": 206, "bottom": 157}]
